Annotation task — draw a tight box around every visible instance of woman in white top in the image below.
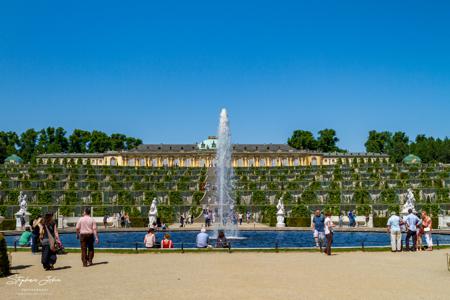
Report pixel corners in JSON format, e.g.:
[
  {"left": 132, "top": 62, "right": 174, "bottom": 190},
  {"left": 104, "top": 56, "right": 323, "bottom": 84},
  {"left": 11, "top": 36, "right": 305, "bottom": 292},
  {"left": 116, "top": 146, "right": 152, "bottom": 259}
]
[
  {"left": 324, "top": 212, "right": 335, "bottom": 255},
  {"left": 144, "top": 228, "right": 156, "bottom": 248}
]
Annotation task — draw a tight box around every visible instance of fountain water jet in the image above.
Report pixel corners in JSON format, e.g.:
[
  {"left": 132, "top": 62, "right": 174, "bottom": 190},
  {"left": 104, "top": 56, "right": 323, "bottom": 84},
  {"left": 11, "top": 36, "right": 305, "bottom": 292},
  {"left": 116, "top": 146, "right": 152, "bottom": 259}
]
[{"left": 214, "top": 108, "right": 239, "bottom": 237}]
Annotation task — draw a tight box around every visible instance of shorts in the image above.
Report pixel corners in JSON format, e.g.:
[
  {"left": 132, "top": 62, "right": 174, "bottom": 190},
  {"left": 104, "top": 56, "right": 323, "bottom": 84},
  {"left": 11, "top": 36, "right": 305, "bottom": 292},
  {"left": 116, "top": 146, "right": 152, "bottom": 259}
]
[{"left": 314, "top": 230, "right": 325, "bottom": 240}]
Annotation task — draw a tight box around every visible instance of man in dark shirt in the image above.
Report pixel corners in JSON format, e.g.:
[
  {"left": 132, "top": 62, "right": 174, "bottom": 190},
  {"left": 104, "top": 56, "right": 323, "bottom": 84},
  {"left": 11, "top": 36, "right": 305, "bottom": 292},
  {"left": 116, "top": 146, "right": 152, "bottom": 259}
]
[{"left": 311, "top": 209, "right": 325, "bottom": 250}]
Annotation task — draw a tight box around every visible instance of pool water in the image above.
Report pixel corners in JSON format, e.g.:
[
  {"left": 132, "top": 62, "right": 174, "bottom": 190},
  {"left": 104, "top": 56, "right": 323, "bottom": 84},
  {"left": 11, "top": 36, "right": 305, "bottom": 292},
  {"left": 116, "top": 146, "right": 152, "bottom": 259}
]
[{"left": 6, "top": 230, "right": 450, "bottom": 249}]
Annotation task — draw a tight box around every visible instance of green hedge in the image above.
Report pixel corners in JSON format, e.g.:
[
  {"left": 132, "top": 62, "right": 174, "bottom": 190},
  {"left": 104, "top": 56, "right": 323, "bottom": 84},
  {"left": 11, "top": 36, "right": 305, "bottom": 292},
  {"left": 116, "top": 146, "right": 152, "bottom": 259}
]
[
  {"left": 0, "top": 219, "right": 16, "bottom": 230},
  {"left": 0, "top": 234, "right": 11, "bottom": 277},
  {"left": 129, "top": 217, "right": 147, "bottom": 227},
  {"left": 286, "top": 217, "right": 311, "bottom": 227},
  {"left": 373, "top": 217, "right": 389, "bottom": 228}
]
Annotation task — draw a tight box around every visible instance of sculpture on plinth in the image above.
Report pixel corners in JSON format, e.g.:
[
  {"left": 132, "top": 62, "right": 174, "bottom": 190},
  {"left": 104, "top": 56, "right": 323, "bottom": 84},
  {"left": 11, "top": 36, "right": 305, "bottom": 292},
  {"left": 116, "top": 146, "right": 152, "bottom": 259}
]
[
  {"left": 276, "top": 199, "right": 286, "bottom": 227},
  {"left": 15, "top": 191, "right": 31, "bottom": 230},
  {"left": 401, "top": 188, "right": 416, "bottom": 215},
  {"left": 148, "top": 198, "right": 158, "bottom": 227}
]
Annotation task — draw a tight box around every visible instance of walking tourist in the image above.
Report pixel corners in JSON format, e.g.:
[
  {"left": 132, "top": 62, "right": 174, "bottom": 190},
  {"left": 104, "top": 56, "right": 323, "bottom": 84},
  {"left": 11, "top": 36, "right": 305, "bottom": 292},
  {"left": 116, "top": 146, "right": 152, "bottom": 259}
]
[
  {"left": 405, "top": 209, "right": 420, "bottom": 251},
  {"left": 180, "top": 214, "right": 185, "bottom": 227},
  {"left": 324, "top": 212, "right": 334, "bottom": 255},
  {"left": 76, "top": 207, "right": 99, "bottom": 267},
  {"left": 238, "top": 213, "right": 243, "bottom": 225},
  {"left": 18, "top": 226, "right": 32, "bottom": 247},
  {"left": 387, "top": 211, "right": 402, "bottom": 252},
  {"left": 215, "top": 230, "right": 229, "bottom": 248},
  {"left": 31, "top": 217, "right": 42, "bottom": 254},
  {"left": 161, "top": 233, "right": 174, "bottom": 249},
  {"left": 40, "top": 212, "right": 60, "bottom": 271},
  {"left": 196, "top": 227, "right": 209, "bottom": 248},
  {"left": 246, "top": 211, "right": 251, "bottom": 224},
  {"left": 144, "top": 228, "right": 157, "bottom": 248},
  {"left": 348, "top": 211, "right": 355, "bottom": 227},
  {"left": 311, "top": 209, "right": 325, "bottom": 250},
  {"left": 421, "top": 211, "right": 433, "bottom": 251},
  {"left": 103, "top": 214, "right": 109, "bottom": 229}
]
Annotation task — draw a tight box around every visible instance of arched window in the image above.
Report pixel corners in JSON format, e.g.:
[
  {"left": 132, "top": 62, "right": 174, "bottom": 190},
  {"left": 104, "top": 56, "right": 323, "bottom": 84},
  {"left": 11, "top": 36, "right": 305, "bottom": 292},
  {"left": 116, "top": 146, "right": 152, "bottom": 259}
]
[
  {"left": 259, "top": 159, "right": 266, "bottom": 167},
  {"left": 110, "top": 157, "right": 117, "bottom": 166},
  {"left": 128, "top": 158, "right": 135, "bottom": 166},
  {"left": 311, "top": 157, "right": 318, "bottom": 166},
  {"left": 140, "top": 158, "right": 146, "bottom": 166},
  {"left": 293, "top": 158, "right": 300, "bottom": 166}
]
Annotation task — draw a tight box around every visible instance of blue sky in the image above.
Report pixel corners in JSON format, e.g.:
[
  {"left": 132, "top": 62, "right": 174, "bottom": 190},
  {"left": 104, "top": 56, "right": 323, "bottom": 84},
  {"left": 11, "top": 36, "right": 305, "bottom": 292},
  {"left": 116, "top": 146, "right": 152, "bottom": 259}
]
[{"left": 0, "top": 1, "right": 449, "bottom": 151}]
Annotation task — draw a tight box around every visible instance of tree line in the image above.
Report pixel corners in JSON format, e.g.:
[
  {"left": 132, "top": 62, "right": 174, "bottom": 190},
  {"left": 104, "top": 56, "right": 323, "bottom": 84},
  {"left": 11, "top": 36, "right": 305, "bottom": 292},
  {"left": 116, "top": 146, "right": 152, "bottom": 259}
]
[
  {"left": 0, "top": 128, "right": 142, "bottom": 163},
  {"left": 288, "top": 129, "right": 450, "bottom": 163},
  {"left": 364, "top": 131, "right": 450, "bottom": 163}
]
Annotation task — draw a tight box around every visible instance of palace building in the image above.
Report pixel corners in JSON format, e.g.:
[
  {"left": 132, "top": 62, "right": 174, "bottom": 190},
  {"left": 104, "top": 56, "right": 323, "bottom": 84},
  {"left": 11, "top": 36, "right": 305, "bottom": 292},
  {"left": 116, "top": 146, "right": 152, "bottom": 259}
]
[{"left": 38, "top": 136, "right": 389, "bottom": 167}]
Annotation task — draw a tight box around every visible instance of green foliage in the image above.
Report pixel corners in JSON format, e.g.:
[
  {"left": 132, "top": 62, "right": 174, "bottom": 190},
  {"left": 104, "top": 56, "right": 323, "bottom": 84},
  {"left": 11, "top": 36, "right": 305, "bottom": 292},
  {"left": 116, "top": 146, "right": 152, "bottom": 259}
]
[
  {"left": 373, "top": 217, "right": 389, "bottom": 228},
  {"left": 356, "top": 204, "right": 371, "bottom": 216},
  {"left": 290, "top": 204, "right": 310, "bottom": 218},
  {"left": 158, "top": 205, "right": 175, "bottom": 223},
  {"left": 28, "top": 207, "right": 42, "bottom": 220},
  {"left": 261, "top": 205, "right": 277, "bottom": 226},
  {"left": 251, "top": 190, "right": 266, "bottom": 204},
  {"left": 0, "top": 234, "right": 11, "bottom": 277},
  {"left": 169, "top": 191, "right": 182, "bottom": 206},
  {"left": 381, "top": 189, "right": 396, "bottom": 203}
]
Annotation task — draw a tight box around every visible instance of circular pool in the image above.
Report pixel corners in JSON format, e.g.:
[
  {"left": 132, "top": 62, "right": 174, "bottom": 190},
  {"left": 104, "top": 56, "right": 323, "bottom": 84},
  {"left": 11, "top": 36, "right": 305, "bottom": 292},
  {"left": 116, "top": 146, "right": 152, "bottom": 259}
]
[{"left": 6, "top": 230, "right": 450, "bottom": 249}]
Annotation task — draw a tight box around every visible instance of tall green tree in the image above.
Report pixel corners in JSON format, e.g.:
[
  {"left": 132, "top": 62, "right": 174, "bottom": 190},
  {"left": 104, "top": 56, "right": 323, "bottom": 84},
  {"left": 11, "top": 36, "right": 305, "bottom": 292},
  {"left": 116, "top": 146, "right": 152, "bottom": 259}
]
[
  {"left": 387, "top": 131, "right": 410, "bottom": 163},
  {"left": 287, "top": 130, "right": 317, "bottom": 150},
  {"left": 18, "top": 129, "right": 38, "bottom": 162},
  {"left": 364, "top": 130, "right": 392, "bottom": 153},
  {"left": 69, "top": 129, "right": 91, "bottom": 153},
  {"left": 317, "top": 129, "right": 341, "bottom": 152}
]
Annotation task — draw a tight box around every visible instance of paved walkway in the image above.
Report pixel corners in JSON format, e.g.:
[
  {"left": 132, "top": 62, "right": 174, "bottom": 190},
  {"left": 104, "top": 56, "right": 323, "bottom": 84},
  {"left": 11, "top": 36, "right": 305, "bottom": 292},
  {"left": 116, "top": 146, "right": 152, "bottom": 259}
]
[{"left": 2, "top": 251, "right": 450, "bottom": 299}]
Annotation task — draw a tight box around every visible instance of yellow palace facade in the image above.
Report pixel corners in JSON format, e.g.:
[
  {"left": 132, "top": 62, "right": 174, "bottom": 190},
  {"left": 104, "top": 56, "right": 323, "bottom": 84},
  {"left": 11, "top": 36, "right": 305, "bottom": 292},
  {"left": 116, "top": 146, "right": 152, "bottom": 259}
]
[{"left": 38, "top": 137, "right": 389, "bottom": 167}]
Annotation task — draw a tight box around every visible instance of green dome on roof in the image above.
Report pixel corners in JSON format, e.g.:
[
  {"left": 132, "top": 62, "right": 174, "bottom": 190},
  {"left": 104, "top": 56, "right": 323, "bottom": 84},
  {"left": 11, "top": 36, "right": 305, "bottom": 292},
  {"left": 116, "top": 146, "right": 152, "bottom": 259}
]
[
  {"left": 402, "top": 154, "right": 421, "bottom": 164},
  {"left": 4, "top": 154, "right": 23, "bottom": 164}
]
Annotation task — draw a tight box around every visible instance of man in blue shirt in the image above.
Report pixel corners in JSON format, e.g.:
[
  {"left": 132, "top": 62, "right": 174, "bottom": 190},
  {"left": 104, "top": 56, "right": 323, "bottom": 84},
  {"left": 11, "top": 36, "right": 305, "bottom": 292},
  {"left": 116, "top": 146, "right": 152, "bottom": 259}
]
[
  {"left": 387, "top": 212, "right": 402, "bottom": 252},
  {"left": 405, "top": 209, "right": 420, "bottom": 251},
  {"left": 196, "top": 227, "right": 209, "bottom": 248},
  {"left": 311, "top": 210, "right": 325, "bottom": 249}
]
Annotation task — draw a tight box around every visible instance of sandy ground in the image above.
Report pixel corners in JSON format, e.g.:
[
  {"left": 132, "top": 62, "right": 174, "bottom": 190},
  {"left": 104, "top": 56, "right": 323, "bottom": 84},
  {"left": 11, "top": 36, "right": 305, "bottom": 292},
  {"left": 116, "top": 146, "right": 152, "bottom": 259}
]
[{"left": 1, "top": 250, "right": 450, "bottom": 300}]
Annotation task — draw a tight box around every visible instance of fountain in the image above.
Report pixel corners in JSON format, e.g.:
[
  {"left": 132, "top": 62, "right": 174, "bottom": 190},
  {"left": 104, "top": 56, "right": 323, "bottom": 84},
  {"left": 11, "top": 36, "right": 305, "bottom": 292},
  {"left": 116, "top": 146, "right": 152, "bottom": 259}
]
[{"left": 214, "top": 108, "right": 239, "bottom": 237}]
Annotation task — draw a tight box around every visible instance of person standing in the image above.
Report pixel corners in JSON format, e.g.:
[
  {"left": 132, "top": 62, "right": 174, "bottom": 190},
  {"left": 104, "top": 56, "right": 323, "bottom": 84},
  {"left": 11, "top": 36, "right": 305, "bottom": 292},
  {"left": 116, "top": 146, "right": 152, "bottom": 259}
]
[
  {"left": 421, "top": 211, "right": 433, "bottom": 251},
  {"left": 387, "top": 211, "right": 402, "bottom": 252},
  {"left": 103, "top": 214, "right": 109, "bottom": 229},
  {"left": 76, "top": 208, "right": 99, "bottom": 267},
  {"left": 31, "top": 217, "right": 42, "bottom": 254},
  {"left": 405, "top": 209, "right": 420, "bottom": 251},
  {"left": 311, "top": 209, "right": 325, "bottom": 250},
  {"left": 40, "top": 213, "right": 60, "bottom": 270},
  {"left": 324, "top": 212, "right": 334, "bottom": 256},
  {"left": 246, "top": 211, "right": 251, "bottom": 224}
]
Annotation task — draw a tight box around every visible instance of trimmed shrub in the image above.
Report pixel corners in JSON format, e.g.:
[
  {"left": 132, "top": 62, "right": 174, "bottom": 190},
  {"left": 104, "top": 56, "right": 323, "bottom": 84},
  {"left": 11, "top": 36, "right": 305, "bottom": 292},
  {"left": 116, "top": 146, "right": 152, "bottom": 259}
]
[
  {"left": 0, "top": 233, "right": 11, "bottom": 277},
  {"left": 286, "top": 217, "right": 310, "bottom": 227},
  {"left": 373, "top": 217, "right": 389, "bottom": 228},
  {"left": 129, "top": 217, "right": 147, "bottom": 227},
  {"left": 0, "top": 219, "right": 16, "bottom": 230}
]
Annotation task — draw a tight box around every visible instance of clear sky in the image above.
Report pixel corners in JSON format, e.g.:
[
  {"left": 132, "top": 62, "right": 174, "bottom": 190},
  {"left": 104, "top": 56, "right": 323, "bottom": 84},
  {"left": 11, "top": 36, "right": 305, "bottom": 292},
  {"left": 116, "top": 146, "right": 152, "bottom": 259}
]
[{"left": 1, "top": 1, "right": 449, "bottom": 151}]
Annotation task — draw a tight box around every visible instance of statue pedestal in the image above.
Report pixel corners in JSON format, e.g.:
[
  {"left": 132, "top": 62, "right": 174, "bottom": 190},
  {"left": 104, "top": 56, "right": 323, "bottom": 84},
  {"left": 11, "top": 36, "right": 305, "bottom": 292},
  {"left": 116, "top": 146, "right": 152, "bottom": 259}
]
[
  {"left": 276, "top": 212, "right": 285, "bottom": 228},
  {"left": 15, "top": 211, "right": 31, "bottom": 230}
]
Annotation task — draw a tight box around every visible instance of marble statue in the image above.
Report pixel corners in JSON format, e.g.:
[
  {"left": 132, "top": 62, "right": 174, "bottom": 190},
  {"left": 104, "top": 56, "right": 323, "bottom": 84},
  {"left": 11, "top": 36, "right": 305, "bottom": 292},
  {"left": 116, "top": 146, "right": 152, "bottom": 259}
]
[
  {"left": 18, "top": 191, "right": 28, "bottom": 214},
  {"left": 15, "top": 191, "right": 31, "bottom": 229},
  {"left": 402, "top": 188, "right": 416, "bottom": 214},
  {"left": 276, "top": 199, "right": 286, "bottom": 227},
  {"left": 148, "top": 198, "right": 158, "bottom": 227}
]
